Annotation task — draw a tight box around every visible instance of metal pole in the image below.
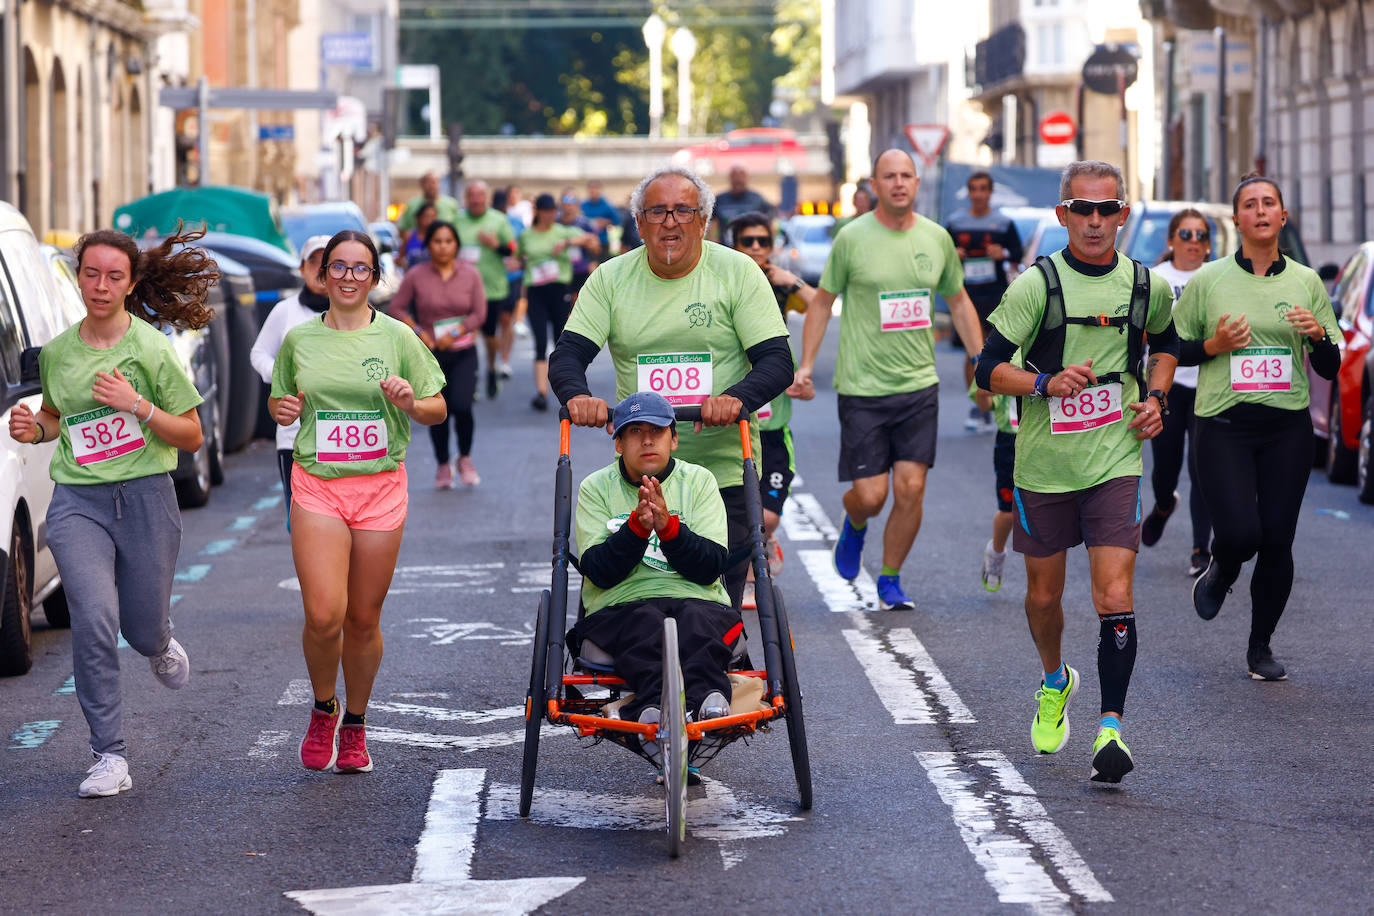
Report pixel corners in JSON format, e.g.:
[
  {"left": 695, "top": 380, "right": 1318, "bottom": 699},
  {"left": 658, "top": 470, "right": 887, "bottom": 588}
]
[
  {"left": 1216, "top": 26, "right": 1228, "bottom": 201},
  {"left": 1162, "top": 40, "right": 1175, "bottom": 199},
  {"left": 643, "top": 14, "right": 665, "bottom": 139},
  {"left": 1, "top": 0, "right": 16, "bottom": 203},
  {"left": 1256, "top": 19, "right": 1268, "bottom": 174},
  {"left": 197, "top": 76, "right": 210, "bottom": 187}
]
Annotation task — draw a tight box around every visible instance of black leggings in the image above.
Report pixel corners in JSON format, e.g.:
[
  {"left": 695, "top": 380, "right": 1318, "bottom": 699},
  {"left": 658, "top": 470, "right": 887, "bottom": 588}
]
[
  {"left": 430, "top": 347, "right": 478, "bottom": 464},
  {"left": 527, "top": 282, "right": 571, "bottom": 361},
  {"left": 1193, "top": 404, "right": 1312, "bottom": 649},
  {"left": 1148, "top": 384, "right": 1211, "bottom": 550}
]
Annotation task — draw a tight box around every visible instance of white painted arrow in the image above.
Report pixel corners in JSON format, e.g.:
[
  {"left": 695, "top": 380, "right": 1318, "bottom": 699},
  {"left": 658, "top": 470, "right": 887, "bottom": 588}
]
[{"left": 286, "top": 768, "right": 584, "bottom": 915}]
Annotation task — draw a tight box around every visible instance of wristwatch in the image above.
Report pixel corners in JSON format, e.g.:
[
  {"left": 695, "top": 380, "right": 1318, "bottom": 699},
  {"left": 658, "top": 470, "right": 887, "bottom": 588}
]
[
  {"left": 790, "top": 279, "right": 804, "bottom": 293},
  {"left": 1147, "top": 388, "right": 1169, "bottom": 414}
]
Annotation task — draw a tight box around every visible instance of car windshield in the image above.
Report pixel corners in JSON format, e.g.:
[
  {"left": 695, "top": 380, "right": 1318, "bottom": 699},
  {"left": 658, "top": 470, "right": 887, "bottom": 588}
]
[
  {"left": 800, "top": 223, "right": 832, "bottom": 243},
  {"left": 1033, "top": 225, "right": 1069, "bottom": 258},
  {"left": 282, "top": 210, "right": 367, "bottom": 251},
  {"left": 1127, "top": 213, "right": 1220, "bottom": 264}
]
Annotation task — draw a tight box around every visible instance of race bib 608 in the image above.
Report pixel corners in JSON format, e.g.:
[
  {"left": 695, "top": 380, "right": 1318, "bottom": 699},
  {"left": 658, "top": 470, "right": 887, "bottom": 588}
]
[{"left": 636, "top": 352, "right": 712, "bottom": 406}]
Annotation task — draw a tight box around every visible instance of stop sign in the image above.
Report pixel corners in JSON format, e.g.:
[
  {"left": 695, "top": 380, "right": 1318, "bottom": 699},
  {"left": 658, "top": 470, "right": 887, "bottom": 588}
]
[{"left": 1039, "top": 111, "right": 1077, "bottom": 145}]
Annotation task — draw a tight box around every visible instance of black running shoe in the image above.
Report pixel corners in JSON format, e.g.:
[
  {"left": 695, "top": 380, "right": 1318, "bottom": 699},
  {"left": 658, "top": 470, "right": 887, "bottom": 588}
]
[
  {"left": 1140, "top": 491, "right": 1178, "bottom": 547},
  {"left": 485, "top": 370, "right": 499, "bottom": 400},
  {"left": 1192, "top": 557, "right": 1234, "bottom": 621},
  {"left": 1188, "top": 548, "right": 1210, "bottom": 577},
  {"left": 1247, "top": 645, "right": 1288, "bottom": 681},
  {"left": 530, "top": 393, "right": 548, "bottom": 412}
]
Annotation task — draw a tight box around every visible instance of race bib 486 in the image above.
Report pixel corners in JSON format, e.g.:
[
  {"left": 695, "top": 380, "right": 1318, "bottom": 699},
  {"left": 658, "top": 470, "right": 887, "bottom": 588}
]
[{"left": 315, "top": 410, "right": 388, "bottom": 462}]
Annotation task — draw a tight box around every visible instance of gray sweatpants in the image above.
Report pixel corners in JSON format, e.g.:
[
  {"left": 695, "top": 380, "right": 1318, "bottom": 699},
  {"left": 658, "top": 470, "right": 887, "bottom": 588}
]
[{"left": 47, "top": 474, "right": 182, "bottom": 757}]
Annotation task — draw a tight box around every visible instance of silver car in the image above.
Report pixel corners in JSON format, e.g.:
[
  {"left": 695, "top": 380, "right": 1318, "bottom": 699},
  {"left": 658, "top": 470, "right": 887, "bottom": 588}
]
[{"left": 776, "top": 215, "right": 836, "bottom": 287}]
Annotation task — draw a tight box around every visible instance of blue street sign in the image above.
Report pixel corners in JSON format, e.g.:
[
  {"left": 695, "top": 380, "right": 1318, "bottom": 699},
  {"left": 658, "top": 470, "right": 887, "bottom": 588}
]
[
  {"left": 321, "top": 32, "right": 373, "bottom": 69},
  {"left": 258, "top": 124, "right": 295, "bottom": 141}
]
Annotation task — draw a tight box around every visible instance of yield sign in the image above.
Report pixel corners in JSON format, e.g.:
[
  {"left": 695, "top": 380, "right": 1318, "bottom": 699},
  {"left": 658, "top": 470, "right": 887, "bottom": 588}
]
[{"left": 904, "top": 123, "right": 951, "bottom": 168}]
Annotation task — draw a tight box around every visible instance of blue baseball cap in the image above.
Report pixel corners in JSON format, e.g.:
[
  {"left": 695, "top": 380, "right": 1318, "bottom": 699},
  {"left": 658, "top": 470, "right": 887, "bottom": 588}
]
[{"left": 612, "top": 391, "right": 676, "bottom": 437}]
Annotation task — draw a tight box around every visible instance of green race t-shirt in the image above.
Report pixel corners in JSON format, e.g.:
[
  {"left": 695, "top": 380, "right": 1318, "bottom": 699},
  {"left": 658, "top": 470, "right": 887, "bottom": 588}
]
[
  {"left": 271, "top": 311, "right": 446, "bottom": 479},
  {"left": 562, "top": 243, "right": 789, "bottom": 488},
  {"left": 988, "top": 251, "right": 1175, "bottom": 493},
  {"left": 397, "top": 193, "right": 461, "bottom": 232},
  {"left": 454, "top": 208, "right": 515, "bottom": 301},
  {"left": 518, "top": 224, "right": 581, "bottom": 287},
  {"left": 576, "top": 458, "right": 730, "bottom": 614},
  {"left": 819, "top": 212, "right": 965, "bottom": 396},
  {"left": 1172, "top": 256, "right": 1340, "bottom": 417},
  {"left": 39, "top": 317, "right": 204, "bottom": 485}
]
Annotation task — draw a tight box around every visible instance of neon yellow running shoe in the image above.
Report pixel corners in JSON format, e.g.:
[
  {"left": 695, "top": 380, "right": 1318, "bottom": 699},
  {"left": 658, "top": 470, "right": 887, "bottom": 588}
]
[
  {"left": 1090, "top": 727, "right": 1135, "bottom": 784},
  {"left": 1030, "top": 665, "right": 1077, "bottom": 754}
]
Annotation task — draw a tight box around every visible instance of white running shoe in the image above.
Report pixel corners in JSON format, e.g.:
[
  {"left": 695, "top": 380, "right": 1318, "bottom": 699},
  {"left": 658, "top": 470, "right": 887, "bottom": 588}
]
[
  {"left": 981, "top": 540, "right": 1006, "bottom": 592},
  {"left": 79, "top": 752, "right": 132, "bottom": 798},
  {"left": 498, "top": 360, "right": 513, "bottom": 379},
  {"left": 150, "top": 637, "right": 190, "bottom": 689}
]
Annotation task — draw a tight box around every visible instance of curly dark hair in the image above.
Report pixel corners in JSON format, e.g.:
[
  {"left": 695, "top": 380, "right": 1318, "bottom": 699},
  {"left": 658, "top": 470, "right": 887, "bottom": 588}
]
[{"left": 75, "top": 222, "right": 219, "bottom": 330}]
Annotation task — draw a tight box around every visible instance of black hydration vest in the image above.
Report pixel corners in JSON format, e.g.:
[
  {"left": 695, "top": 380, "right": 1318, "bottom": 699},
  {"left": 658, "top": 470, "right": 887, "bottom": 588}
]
[{"left": 1019, "top": 254, "right": 1151, "bottom": 414}]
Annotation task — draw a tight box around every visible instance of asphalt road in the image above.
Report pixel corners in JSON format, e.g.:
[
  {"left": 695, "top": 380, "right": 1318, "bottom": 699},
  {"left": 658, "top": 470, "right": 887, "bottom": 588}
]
[{"left": 3, "top": 317, "right": 1372, "bottom": 915}]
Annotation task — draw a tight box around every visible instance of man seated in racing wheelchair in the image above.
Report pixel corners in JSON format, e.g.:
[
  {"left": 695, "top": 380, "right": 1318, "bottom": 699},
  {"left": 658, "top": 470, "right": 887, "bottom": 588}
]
[{"left": 569, "top": 391, "right": 742, "bottom": 766}]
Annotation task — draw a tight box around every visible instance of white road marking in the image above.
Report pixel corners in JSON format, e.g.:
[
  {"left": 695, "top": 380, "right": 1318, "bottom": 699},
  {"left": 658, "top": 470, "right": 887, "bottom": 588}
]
[
  {"left": 918, "top": 751, "right": 1112, "bottom": 911},
  {"left": 366, "top": 702, "right": 525, "bottom": 725},
  {"left": 841, "top": 629, "right": 935, "bottom": 724},
  {"left": 780, "top": 493, "right": 839, "bottom": 541},
  {"left": 484, "top": 776, "right": 801, "bottom": 870},
  {"left": 407, "top": 619, "right": 535, "bottom": 646},
  {"left": 248, "top": 730, "right": 292, "bottom": 759},
  {"left": 798, "top": 549, "right": 877, "bottom": 612},
  {"left": 365, "top": 725, "right": 556, "bottom": 753},
  {"left": 277, "top": 679, "right": 313, "bottom": 706},
  {"left": 286, "top": 768, "right": 584, "bottom": 915},
  {"left": 886, "top": 629, "right": 976, "bottom": 724}
]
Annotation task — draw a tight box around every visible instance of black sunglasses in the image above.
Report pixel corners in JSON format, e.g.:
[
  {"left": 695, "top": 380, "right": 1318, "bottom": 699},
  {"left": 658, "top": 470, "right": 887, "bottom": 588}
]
[
  {"left": 737, "top": 234, "right": 772, "bottom": 248},
  {"left": 1060, "top": 198, "right": 1126, "bottom": 217},
  {"left": 1176, "top": 228, "right": 1210, "bottom": 242}
]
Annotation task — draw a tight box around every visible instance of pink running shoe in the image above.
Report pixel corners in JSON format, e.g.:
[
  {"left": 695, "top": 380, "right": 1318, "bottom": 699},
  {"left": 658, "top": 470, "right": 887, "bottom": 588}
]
[
  {"left": 334, "top": 724, "right": 373, "bottom": 773},
  {"left": 300, "top": 707, "right": 342, "bottom": 771},
  {"left": 457, "top": 456, "right": 481, "bottom": 487},
  {"left": 435, "top": 461, "right": 454, "bottom": 490},
  {"left": 767, "top": 535, "right": 784, "bottom": 577}
]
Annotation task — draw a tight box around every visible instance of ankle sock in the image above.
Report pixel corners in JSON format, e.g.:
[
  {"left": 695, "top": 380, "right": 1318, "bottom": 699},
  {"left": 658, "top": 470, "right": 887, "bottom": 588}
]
[
  {"left": 314, "top": 696, "right": 338, "bottom": 716},
  {"left": 1099, "top": 715, "right": 1122, "bottom": 732},
  {"left": 1043, "top": 664, "right": 1069, "bottom": 691},
  {"left": 343, "top": 711, "right": 366, "bottom": 727},
  {"left": 879, "top": 565, "right": 900, "bottom": 578},
  {"left": 845, "top": 515, "right": 866, "bottom": 531}
]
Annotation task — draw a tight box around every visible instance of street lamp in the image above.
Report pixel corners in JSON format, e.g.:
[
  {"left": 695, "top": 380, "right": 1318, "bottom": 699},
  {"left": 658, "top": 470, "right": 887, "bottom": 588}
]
[
  {"left": 642, "top": 13, "right": 666, "bottom": 139},
  {"left": 671, "top": 26, "right": 697, "bottom": 138}
]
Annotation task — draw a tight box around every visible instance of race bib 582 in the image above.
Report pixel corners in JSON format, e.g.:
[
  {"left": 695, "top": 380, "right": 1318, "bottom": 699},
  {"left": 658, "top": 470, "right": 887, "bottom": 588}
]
[{"left": 66, "top": 405, "right": 146, "bottom": 466}]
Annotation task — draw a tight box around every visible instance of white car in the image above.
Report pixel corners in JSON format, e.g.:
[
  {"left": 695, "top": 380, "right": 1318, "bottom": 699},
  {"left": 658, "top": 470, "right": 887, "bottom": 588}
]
[
  {"left": 0, "top": 203, "right": 74, "bottom": 676},
  {"left": 775, "top": 215, "right": 836, "bottom": 287}
]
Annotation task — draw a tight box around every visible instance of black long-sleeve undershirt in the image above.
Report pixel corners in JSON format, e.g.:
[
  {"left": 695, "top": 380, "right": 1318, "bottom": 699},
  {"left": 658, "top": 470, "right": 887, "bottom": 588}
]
[
  {"left": 1178, "top": 334, "right": 1340, "bottom": 378},
  {"left": 549, "top": 332, "right": 793, "bottom": 413},
  {"left": 576, "top": 459, "right": 730, "bottom": 589}
]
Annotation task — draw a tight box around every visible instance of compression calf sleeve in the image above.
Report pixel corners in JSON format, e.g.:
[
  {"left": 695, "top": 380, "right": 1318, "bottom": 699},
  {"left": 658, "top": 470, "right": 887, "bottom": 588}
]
[{"left": 1097, "top": 612, "right": 1137, "bottom": 715}]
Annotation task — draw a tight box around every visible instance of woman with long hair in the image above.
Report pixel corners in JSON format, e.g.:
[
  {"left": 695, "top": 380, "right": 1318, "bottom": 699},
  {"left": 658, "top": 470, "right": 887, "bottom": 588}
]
[
  {"left": 270, "top": 230, "right": 447, "bottom": 773},
  {"left": 1175, "top": 175, "right": 1341, "bottom": 680},
  {"left": 1140, "top": 208, "right": 1214, "bottom": 575},
  {"left": 8, "top": 224, "right": 217, "bottom": 797},
  {"left": 389, "top": 220, "right": 486, "bottom": 488}
]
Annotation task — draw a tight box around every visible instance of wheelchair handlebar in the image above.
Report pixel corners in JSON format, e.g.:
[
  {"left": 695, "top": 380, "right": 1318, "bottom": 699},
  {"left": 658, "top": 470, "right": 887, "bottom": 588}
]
[{"left": 672, "top": 405, "right": 749, "bottom": 425}]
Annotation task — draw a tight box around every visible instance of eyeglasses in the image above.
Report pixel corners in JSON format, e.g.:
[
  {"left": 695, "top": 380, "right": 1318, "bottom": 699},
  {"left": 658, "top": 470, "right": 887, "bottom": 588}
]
[
  {"left": 1060, "top": 199, "right": 1126, "bottom": 217},
  {"left": 643, "top": 206, "right": 701, "bottom": 224},
  {"left": 737, "top": 235, "right": 772, "bottom": 248},
  {"left": 326, "top": 261, "right": 378, "bottom": 281},
  {"left": 1176, "top": 228, "right": 1210, "bottom": 242}
]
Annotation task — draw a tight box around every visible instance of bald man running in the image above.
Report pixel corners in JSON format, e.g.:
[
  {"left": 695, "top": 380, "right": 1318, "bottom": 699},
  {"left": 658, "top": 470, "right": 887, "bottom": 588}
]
[{"left": 795, "top": 149, "right": 986, "bottom": 610}]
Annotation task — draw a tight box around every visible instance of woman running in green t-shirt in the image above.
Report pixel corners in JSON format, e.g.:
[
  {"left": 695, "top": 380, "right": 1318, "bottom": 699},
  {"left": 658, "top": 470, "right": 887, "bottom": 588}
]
[
  {"left": 8, "top": 226, "right": 217, "bottom": 798},
  {"left": 270, "top": 231, "right": 447, "bottom": 774},
  {"left": 1175, "top": 175, "right": 1341, "bottom": 681}
]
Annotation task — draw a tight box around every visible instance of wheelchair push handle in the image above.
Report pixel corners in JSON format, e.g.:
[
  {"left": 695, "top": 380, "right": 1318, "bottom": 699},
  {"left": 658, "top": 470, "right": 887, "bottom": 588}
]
[{"left": 672, "top": 405, "right": 749, "bottom": 425}]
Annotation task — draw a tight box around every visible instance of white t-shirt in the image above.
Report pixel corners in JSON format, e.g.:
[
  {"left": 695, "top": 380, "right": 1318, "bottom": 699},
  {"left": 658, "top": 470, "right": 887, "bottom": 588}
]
[
  {"left": 1153, "top": 260, "right": 1202, "bottom": 389},
  {"left": 250, "top": 294, "right": 321, "bottom": 450}
]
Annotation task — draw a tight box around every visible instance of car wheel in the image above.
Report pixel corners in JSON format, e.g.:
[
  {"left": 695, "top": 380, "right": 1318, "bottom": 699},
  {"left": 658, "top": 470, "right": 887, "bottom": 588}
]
[
  {"left": 206, "top": 393, "right": 226, "bottom": 487},
  {"left": 42, "top": 584, "right": 71, "bottom": 629},
  {"left": 175, "top": 406, "right": 214, "bottom": 509},
  {"left": 1358, "top": 401, "right": 1374, "bottom": 505},
  {"left": 0, "top": 526, "right": 34, "bottom": 677},
  {"left": 1327, "top": 392, "right": 1358, "bottom": 484}
]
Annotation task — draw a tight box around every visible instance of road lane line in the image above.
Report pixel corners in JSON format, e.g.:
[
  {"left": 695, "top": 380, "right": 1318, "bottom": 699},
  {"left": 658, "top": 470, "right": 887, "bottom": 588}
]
[
  {"left": 413, "top": 768, "right": 483, "bottom": 882},
  {"left": 782, "top": 493, "right": 839, "bottom": 541},
  {"left": 9, "top": 720, "right": 61, "bottom": 749},
  {"left": 365, "top": 702, "right": 525, "bottom": 725},
  {"left": 364, "top": 725, "right": 554, "bottom": 753},
  {"left": 229, "top": 515, "right": 258, "bottom": 531},
  {"left": 248, "top": 730, "right": 292, "bottom": 759},
  {"left": 277, "top": 679, "right": 313, "bottom": 705},
  {"left": 917, "top": 751, "right": 1075, "bottom": 911},
  {"left": 973, "top": 752, "right": 1114, "bottom": 903},
  {"left": 886, "top": 629, "right": 976, "bottom": 723},
  {"left": 841, "top": 629, "right": 935, "bottom": 724},
  {"left": 252, "top": 495, "right": 282, "bottom": 511},
  {"left": 174, "top": 564, "right": 211, "bottom": 583},
  {"left": 799, "top": 549, "right": 877, "bottom": 612},
  {"left": 201, "top": 539, "right": 236, "bottom": 556},
  {"left": 54, "top": 676, "right": 75, "bottom": 696}
]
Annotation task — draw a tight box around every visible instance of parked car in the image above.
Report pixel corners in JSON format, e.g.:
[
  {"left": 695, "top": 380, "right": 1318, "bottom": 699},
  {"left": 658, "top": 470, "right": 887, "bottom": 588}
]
[
  {"left": 1306, "top": 241, "right": 1374, "bottom": 499},
  {"left": 775, "top": 214, "right": 835, "bottom": 287},
  {"left": 370, "top": 220, "right": 402, "bottom": 255},
  {"left": 282, "top": 202, "right": 399, "bottom": 307},
  {"left": 0, "top": 203, "right": 71, "bottom": 675},
  {"left": 1018, "top": 216, "right": 1069, "bottom": 270},
  {"left": 114, "top": 185, "right": 293, "bottom": 254},
  {"left": 196, "top": 232, "right": 302, "bottom": 316},
  {"left": 43, "top": 246, "right": 224, "bottom": 508},
  {"left": 671, "top": 127, "right": 807, "bottom": 177}
]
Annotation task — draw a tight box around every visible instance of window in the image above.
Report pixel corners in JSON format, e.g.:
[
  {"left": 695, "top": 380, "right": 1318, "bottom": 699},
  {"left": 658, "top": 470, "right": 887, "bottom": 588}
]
[{"left": 0, "top": 269, "right": 24, "bottom": 387}]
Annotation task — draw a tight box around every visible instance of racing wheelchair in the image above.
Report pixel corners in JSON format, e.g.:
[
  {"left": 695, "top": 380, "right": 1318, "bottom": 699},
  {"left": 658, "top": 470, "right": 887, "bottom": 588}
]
[{"left": 519, "top": 405, "right": 811, "bottom": 857}]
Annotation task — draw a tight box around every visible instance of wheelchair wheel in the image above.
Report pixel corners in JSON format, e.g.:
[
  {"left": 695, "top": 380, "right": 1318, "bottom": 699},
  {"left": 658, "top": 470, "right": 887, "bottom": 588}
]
[
  {"left": 773, "top": 586, "right": 812, "bottom": 811},
  {"left": 519, "top": 589, "right": 552, "bottom": 818},
  {"left": 662, "top": 617, "right": 688, "bottom": 857}
]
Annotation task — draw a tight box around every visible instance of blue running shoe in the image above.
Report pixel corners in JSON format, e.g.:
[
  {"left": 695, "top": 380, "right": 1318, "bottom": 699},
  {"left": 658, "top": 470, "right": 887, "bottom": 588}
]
[
  {"left": 876, "top": 574, "right": 914, "bottom": 611},
  {"left": 834, "top": 516, "right": 866, "bottom": 580}
]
